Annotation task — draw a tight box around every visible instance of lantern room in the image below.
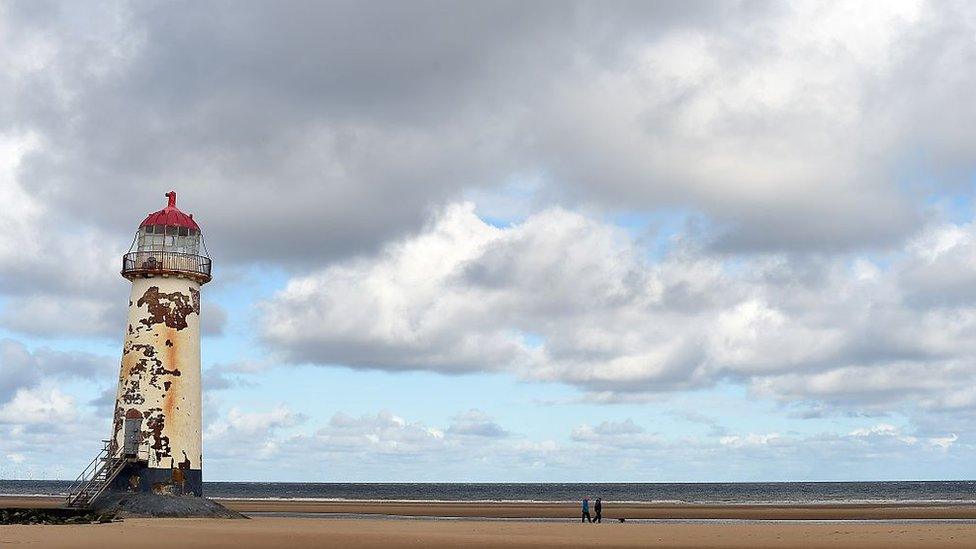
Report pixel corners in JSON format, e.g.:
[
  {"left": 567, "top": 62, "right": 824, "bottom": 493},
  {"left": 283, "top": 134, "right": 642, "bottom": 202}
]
[
  {"left": 121, "top": 191, "right": 212, "bottom": 284},
  {"left": 135, "top": 190, "right": 202, "bottom": 255}
]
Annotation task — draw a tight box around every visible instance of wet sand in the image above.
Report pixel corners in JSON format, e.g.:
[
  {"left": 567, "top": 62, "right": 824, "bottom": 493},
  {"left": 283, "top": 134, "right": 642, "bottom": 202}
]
[
  {"left": 3, "top": 496, "right": 976, "bottom": 548},
  {"left": 220, "top": 499, "right": 976, "bottom": 520},
  {"left": 1, "top": 516, "right": 975, "bottom": 548},
  {"left": 4, "top": 495, "right": 976, "bottom": 520}
]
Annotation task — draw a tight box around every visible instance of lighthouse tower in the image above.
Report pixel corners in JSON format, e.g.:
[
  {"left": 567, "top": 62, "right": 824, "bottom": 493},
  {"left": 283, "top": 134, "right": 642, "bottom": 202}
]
[{"left": 108, "top": 191, "right": 211, "bottom": 497}]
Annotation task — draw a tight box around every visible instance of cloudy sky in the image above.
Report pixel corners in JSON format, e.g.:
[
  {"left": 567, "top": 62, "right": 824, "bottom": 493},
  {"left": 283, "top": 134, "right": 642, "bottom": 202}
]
[{"left": 2, "top": 0, "right": 976, "bottom": 482}]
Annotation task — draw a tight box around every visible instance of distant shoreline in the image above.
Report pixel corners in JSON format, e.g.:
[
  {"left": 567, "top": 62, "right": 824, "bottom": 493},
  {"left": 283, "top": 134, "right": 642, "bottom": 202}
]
[{"left": 4, "top": 479, "right": 976, "bottom": 507}]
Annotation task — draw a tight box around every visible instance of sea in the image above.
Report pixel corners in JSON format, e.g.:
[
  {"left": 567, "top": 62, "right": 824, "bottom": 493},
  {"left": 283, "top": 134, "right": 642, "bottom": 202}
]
[{"left": 2, "top": 480, "right": 974, "bottom": 505}]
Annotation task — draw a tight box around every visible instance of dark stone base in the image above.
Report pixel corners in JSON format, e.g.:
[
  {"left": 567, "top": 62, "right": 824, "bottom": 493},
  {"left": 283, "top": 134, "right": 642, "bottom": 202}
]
[
  {"left": 107, "top": 463, "right": 203, "bottom": 497},
  {"left": 90, "top": 493, "right": 244, "bottom": 518},
  {"left": 92, "top": 463, "right": 242, "bottom": 518}
]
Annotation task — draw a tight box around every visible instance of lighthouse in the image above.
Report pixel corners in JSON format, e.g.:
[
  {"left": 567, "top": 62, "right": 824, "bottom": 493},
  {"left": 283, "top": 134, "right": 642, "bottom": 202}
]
[
  {"left": 67, "top": 191, "right": 212, "bottom": 508},
  {"left": 111, "top": 190, "right": 211, "bottom": 495}
]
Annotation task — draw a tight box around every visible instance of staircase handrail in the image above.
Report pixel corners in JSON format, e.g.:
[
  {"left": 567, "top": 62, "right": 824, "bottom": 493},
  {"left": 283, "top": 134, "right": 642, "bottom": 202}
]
[
  {"left": 64, "top": 444, "right": 108, "bottom": 501},
  {"left": 66, "top": 438, "right": 152, "bottom": 508},
  {"left": 79, "top": 456, "right": 130, "bottom": 507}
]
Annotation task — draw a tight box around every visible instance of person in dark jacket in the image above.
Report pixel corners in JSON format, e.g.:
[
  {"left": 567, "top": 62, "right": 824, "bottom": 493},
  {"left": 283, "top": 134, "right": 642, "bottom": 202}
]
[
  {"left": 581, "top": 498, "right": 592, "bottom": 523},
  {"left": 594, "top": 497, "right": 602, "bottom": 523}
]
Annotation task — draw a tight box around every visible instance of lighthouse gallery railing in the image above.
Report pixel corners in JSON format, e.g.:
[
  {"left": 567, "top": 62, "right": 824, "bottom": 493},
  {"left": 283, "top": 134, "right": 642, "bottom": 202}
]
[{"left": 122, "top": 251, "right": 212, "bottom": 279}]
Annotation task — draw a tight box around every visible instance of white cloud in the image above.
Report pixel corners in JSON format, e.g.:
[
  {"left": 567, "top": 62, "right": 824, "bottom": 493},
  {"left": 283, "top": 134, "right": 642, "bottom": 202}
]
[
  {"left": 0, "top": 339, "right": 113, "bottom": 403},
  {"left": 0, "top": 132, "right": 43, "bottom": 262},
  {"left": 570, "top": 419, "right": 663, "bottom": 453},
  {"left": 929, "top": 434, "right": 958, "bottom": 451},
  {"left": 315, "top": 411, "right": 446, "bottom": 455},
  {"left": 262, "top": 203, "right": 976, "bottom": 423},
  {"left": 447, "top": 409, "right": 510, "bottom": 438},
  {"left": 0, "top": 132, "right": 125, "bottom": 339},
  {"left": 205, "top": 405, "right": 305, "bottom": 439},
  {"left": 203, "top": 405, "right": 307, "bottom": 463},
  {"left": 4, "top": 1, "right": 976, "bottom": 280},
  {"left": 849, "top": 424, "right": 906, "bottom": 438},
  {"left": 529, "top": 1, "right": 941, "bottom": 251},
  {"left": 848, "top": 423, "right": 959, "bottom": 450},
  {"left": 0, "top": 387, "right": 76, "bottom": 425},
  {"left": 191, "top": 406, "right": 976, "bottom": 481},
  {"left": 572, "top": 419, "right": 645, "bottom": 441},
  {"left": 565, "top": 418, "right": 969, "bottom": 480},
  {"left": 261, "top": 203, "right": 537, "bottom": 374},
  {"left": 720, "top": 433, "right": 781, "bottom": 448}
]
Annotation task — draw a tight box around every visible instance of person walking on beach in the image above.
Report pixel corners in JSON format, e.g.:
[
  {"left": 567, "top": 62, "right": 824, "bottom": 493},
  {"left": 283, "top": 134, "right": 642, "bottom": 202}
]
[
  {"left": 581, "top": 497, "right": 592, "bottom": 523},
  {"left": 594, "top": 497, "right": 602, "bottom": 523}
]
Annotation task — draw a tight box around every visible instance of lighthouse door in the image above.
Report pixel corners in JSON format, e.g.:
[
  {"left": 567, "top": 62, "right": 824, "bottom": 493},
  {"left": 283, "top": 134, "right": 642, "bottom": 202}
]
[{"left": 123, "top": 417, "right": 142, "bottom": 458}]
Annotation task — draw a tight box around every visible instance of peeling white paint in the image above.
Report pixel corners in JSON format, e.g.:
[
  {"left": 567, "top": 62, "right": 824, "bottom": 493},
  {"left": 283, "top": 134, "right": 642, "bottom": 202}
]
[{"left": 111, "top": 275, "right": 203, "bottom": 472}]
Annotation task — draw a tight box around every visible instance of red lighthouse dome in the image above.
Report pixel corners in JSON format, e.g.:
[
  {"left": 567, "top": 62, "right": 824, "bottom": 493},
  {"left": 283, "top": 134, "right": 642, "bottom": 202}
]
[{"left": 139, "top": 191, "right": 201, "bottom": 231}]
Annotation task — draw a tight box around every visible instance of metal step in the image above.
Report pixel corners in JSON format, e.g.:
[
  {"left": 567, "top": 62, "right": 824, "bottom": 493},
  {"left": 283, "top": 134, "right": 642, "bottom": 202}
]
[{"left": 65, "top": 442, "right": 136, "bottom": 509}]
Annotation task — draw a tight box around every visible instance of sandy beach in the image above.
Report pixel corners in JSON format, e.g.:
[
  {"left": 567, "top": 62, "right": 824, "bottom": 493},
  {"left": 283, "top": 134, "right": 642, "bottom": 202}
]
[
  {"left": 3, "top": 496, "right": 976, "bottom": 547},
  {"left": 2, "top": 516, "right": 975, "bottom": 548}
]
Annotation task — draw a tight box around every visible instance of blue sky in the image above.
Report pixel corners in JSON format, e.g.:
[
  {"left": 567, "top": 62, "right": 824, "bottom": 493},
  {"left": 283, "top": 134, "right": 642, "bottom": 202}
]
[{"left": 1, "top": 0, "right": 976, "bottom": 482}]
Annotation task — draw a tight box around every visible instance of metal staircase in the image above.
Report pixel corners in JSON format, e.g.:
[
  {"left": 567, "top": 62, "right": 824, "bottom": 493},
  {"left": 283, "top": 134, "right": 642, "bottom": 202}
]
[{"left": 65, "top": 440, "right": 133, "bottom": 509}]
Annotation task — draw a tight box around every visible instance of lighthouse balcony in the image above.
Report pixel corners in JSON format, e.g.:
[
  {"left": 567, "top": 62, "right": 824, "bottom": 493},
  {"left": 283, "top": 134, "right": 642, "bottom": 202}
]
[{"left": 122, "top": 251, "right": 212, "bottom": 283}]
